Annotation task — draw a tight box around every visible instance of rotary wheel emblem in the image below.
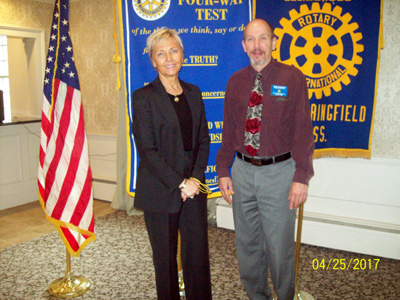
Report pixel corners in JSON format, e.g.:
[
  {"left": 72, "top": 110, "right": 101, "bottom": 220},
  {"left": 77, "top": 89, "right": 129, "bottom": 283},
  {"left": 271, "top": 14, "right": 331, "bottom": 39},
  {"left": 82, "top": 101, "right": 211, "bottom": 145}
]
[
  {"left": 133, "top": 0, "right": 170, "bottom": 21},
  {"left": 273, "top": 3, "right": 364, "bottom": 99}
]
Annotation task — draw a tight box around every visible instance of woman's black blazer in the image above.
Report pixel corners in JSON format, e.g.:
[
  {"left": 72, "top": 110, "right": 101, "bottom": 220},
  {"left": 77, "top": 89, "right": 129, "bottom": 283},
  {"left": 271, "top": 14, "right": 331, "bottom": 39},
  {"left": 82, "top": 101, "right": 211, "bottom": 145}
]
[{"left": 131, "top": 76, "right": 210, "bottom": 213}]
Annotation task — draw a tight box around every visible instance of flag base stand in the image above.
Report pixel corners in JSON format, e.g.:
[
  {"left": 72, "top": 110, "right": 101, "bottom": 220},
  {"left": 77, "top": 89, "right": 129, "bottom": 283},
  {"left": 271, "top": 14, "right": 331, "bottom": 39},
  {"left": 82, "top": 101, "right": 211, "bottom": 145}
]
[
  {"left": 178, "top": 270, "right": 185, "bottom": 297},
  {"left": 48, "top": 249, "right": 91, "bottom": 298},
  {"left": 294, "top": 204, "right": 315, "bottom": 300},
  {"left": 48, "top": 274, "right": 91, "bottom": 298},
  {"left": 178, "top": 232, "right": 185, "bottom": 297},
  {"left": 295, "top": 290, "right": 315, "bottom": 300}
]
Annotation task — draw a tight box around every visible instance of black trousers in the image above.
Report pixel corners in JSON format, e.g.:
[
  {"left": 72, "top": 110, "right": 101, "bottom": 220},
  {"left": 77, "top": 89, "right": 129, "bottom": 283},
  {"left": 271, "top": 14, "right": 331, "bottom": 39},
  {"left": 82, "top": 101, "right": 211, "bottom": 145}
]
[{"left": 144, "top": 195, "right": 212, "bottom": 300}]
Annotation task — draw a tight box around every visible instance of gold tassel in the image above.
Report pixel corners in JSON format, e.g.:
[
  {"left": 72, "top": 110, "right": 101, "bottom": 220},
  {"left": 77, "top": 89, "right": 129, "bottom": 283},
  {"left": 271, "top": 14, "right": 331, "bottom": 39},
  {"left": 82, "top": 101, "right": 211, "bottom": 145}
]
[
  {"left": 379, "top": 0, "right": 384, "bottom": 50},
  {"left": 113, "top": 0, "right": 121, "bottom": 90},
  {"left": 190, "top": 178, "right": 212, "bottom": 195}
]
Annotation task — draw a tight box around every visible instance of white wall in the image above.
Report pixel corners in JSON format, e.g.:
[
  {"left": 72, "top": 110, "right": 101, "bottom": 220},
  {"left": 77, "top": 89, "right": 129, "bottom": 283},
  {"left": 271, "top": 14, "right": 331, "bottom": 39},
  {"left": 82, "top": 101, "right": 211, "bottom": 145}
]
[
  {"left": 216, "top": 157, "right": 400, "bottom": 260},
  {"left": 0, "top": 122, "right": 41, "bottom": 209},
  {"left": 87, "top": 134, "right": 117, "bottom": 202},
  {"left": 0, "top": 126, "right": 116, "bottom": 211}
]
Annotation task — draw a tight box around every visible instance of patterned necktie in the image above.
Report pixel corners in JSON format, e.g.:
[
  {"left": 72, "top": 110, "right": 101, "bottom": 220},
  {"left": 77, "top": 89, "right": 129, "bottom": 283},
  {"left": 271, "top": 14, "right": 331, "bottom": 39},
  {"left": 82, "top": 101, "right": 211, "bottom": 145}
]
[{"left": 244, "top": 72, "right": 263, "bottom": 157}]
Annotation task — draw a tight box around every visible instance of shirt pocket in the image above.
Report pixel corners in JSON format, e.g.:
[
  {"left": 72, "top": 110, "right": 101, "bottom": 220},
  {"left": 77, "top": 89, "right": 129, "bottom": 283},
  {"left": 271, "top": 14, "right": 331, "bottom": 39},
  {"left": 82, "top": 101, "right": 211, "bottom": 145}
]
[{"left": 263, "top": 95, "right": 293, "bottom": 130}]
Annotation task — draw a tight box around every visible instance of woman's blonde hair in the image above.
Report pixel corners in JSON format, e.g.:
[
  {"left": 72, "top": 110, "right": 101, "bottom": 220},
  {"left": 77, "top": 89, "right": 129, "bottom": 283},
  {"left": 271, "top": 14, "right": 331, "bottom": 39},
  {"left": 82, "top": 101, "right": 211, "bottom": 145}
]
[{"left": 146, "top": 27, "right": 184, "bottom": 61}]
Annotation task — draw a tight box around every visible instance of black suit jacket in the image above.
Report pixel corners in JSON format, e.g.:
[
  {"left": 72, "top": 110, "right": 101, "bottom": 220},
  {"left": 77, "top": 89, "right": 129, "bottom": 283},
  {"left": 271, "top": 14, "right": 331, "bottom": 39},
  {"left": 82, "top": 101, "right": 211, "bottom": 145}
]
[{"left": 131, "top": 77, "right": 210, "bottom": 213}]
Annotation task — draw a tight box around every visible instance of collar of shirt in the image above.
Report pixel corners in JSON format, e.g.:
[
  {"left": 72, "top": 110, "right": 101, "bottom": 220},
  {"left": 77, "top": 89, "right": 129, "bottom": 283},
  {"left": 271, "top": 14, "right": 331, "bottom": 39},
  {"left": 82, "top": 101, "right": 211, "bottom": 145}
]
[{"left": 247, "top": 58, "right": 276, "bottom": 82}]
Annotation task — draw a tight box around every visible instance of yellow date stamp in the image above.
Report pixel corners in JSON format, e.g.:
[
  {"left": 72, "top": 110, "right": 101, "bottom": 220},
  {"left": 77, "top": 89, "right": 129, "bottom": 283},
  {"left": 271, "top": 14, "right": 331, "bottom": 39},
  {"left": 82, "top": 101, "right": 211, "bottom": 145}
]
[{"left": 312, "top": 258, "right": 380, "bottom": 270}]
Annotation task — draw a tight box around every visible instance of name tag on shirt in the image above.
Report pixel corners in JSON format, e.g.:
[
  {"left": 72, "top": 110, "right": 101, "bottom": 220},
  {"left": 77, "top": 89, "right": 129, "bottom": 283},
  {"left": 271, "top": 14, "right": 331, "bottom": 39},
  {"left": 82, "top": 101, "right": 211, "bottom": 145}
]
[{"left": 271, "top": 85, "right": 288, "bottom": 97}]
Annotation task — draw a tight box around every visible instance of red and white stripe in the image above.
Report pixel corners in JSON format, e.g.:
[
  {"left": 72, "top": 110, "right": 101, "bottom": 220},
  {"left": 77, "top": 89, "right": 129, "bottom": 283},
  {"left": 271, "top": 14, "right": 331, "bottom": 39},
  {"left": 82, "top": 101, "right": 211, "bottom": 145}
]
[{"left": 38, "top": 78, "right": 95, "bottom": 256}]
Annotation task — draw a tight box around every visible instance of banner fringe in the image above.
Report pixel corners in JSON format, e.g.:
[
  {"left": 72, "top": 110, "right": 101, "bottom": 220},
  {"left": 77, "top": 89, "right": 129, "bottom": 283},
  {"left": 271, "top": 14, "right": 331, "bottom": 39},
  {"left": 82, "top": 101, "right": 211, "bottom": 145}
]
[{"left": 313, "top": 149, "right": 371, "bottom": 160}]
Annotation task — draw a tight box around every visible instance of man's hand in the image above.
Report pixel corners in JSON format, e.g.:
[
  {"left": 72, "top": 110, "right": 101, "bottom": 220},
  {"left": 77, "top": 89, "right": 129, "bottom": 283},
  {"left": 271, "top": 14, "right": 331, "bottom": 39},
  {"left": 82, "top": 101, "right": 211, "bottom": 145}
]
[
  {"left": 218, "top": 177, "right": 234, "bottom": 204},
  {"left": 289, "top": 182, "right": 308, "bottom": 209}
]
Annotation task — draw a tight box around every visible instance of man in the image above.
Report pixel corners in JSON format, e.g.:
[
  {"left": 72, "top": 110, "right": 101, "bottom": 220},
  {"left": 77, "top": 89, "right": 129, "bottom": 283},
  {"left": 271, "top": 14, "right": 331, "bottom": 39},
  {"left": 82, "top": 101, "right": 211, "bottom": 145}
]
[{"left": 216, "top": 19, "right": 314, "bottom": 300}]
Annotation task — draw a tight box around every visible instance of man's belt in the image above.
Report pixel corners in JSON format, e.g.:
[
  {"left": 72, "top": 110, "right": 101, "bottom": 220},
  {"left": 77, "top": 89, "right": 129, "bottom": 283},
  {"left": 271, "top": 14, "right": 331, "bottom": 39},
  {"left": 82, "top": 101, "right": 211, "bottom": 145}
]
[{"left": 237, "top": 152, "right": 292, "bottom": 167}]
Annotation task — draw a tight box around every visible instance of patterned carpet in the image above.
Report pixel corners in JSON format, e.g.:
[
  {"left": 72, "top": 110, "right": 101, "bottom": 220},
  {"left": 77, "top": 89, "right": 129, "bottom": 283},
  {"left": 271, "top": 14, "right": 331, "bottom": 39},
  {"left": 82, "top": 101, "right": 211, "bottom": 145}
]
[{"left": 0, "top": 211, "right": 399, "bottom": 300}]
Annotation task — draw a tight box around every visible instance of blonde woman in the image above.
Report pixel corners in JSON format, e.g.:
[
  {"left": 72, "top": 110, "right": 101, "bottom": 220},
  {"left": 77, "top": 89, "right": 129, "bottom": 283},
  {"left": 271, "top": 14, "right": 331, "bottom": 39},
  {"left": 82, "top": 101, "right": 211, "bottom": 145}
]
[{"left": 131, "top": 28, "right": 212, "bottom": 300}]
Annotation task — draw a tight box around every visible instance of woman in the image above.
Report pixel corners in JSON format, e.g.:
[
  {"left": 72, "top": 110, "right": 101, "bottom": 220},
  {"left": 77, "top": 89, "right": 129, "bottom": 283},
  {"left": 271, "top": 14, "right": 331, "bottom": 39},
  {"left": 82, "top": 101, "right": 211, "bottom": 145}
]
[{"left": 131, "top": 28, "right": 212, "bottom": 300}]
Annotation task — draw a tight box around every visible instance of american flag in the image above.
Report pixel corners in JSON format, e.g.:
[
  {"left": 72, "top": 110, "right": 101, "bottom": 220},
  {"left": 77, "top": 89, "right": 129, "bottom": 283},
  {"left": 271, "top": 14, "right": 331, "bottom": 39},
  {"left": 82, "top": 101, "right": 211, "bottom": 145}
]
[{"left": 38, "top": 0, "right": 95, "bottom": 257}]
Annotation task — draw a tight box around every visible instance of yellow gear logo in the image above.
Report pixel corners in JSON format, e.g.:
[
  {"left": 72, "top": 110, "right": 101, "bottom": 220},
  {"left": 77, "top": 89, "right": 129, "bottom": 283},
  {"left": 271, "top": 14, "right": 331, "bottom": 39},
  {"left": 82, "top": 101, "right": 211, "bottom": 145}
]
[
  {"left": 272, "top": 3, "right": 364, "bottom": 99},
  {"left": 133, "top": 0, "right": 170, "bottom": 21}
]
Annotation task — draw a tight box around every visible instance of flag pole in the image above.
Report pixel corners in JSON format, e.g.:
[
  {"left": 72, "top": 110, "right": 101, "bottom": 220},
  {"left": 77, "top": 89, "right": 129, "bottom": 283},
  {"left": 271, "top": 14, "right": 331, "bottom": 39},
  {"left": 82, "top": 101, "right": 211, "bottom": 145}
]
[
  {"left": 177, "top": 231, "right": 185, "bottom": 297},
  {"left": 48, "top": 248, "right": 91, "bottom": 298},
  {"left": 294, "top": 203, "right": 315, "bottom": 300}
]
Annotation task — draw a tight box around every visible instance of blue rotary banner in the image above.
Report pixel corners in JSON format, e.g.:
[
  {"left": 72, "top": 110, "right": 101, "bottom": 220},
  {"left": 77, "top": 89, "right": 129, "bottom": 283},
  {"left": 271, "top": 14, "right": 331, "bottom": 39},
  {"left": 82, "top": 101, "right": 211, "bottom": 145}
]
[
  {"left": 257, "top": 0, "right": 383, "bottom": 158},
  {"left": 119, "top": 0, "right": 254, "bottom": 197}
]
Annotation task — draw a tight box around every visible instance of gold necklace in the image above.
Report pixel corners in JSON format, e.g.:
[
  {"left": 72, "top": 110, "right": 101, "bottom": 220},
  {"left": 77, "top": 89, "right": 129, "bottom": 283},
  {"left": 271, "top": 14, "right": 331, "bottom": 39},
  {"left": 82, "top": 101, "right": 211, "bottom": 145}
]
[{"left": 166, "top": 85, "right": 181, "bottom": 102}]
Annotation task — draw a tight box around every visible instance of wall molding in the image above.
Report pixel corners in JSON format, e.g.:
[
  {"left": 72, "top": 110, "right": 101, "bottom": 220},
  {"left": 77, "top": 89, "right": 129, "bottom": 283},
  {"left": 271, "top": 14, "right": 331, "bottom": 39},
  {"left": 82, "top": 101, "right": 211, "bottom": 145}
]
[
  {"left": 92, "top": 178, "right": 116, "bottom": 202},
  {"left": 0, "top": 26, "right": 46, "bottom": 120},
  {"left": 217, "top": 201, "right": 400, "bottom": 260},
  {"left": 0, "top": 130, "right": 117, "bottom": 210},
  {"left": 87, "top": 134, "right": 117, "bottom": 202},
  {"left": 0, "top": 122, "right": 40, "bottom": 210}
]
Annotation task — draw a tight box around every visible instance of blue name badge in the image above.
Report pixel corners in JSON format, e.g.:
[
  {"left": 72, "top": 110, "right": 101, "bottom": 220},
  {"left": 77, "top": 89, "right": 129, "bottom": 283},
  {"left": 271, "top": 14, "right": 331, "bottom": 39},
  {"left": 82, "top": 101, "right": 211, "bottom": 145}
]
[{"left": 271, "top": 85, "right": 288, "bottom": 97}]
